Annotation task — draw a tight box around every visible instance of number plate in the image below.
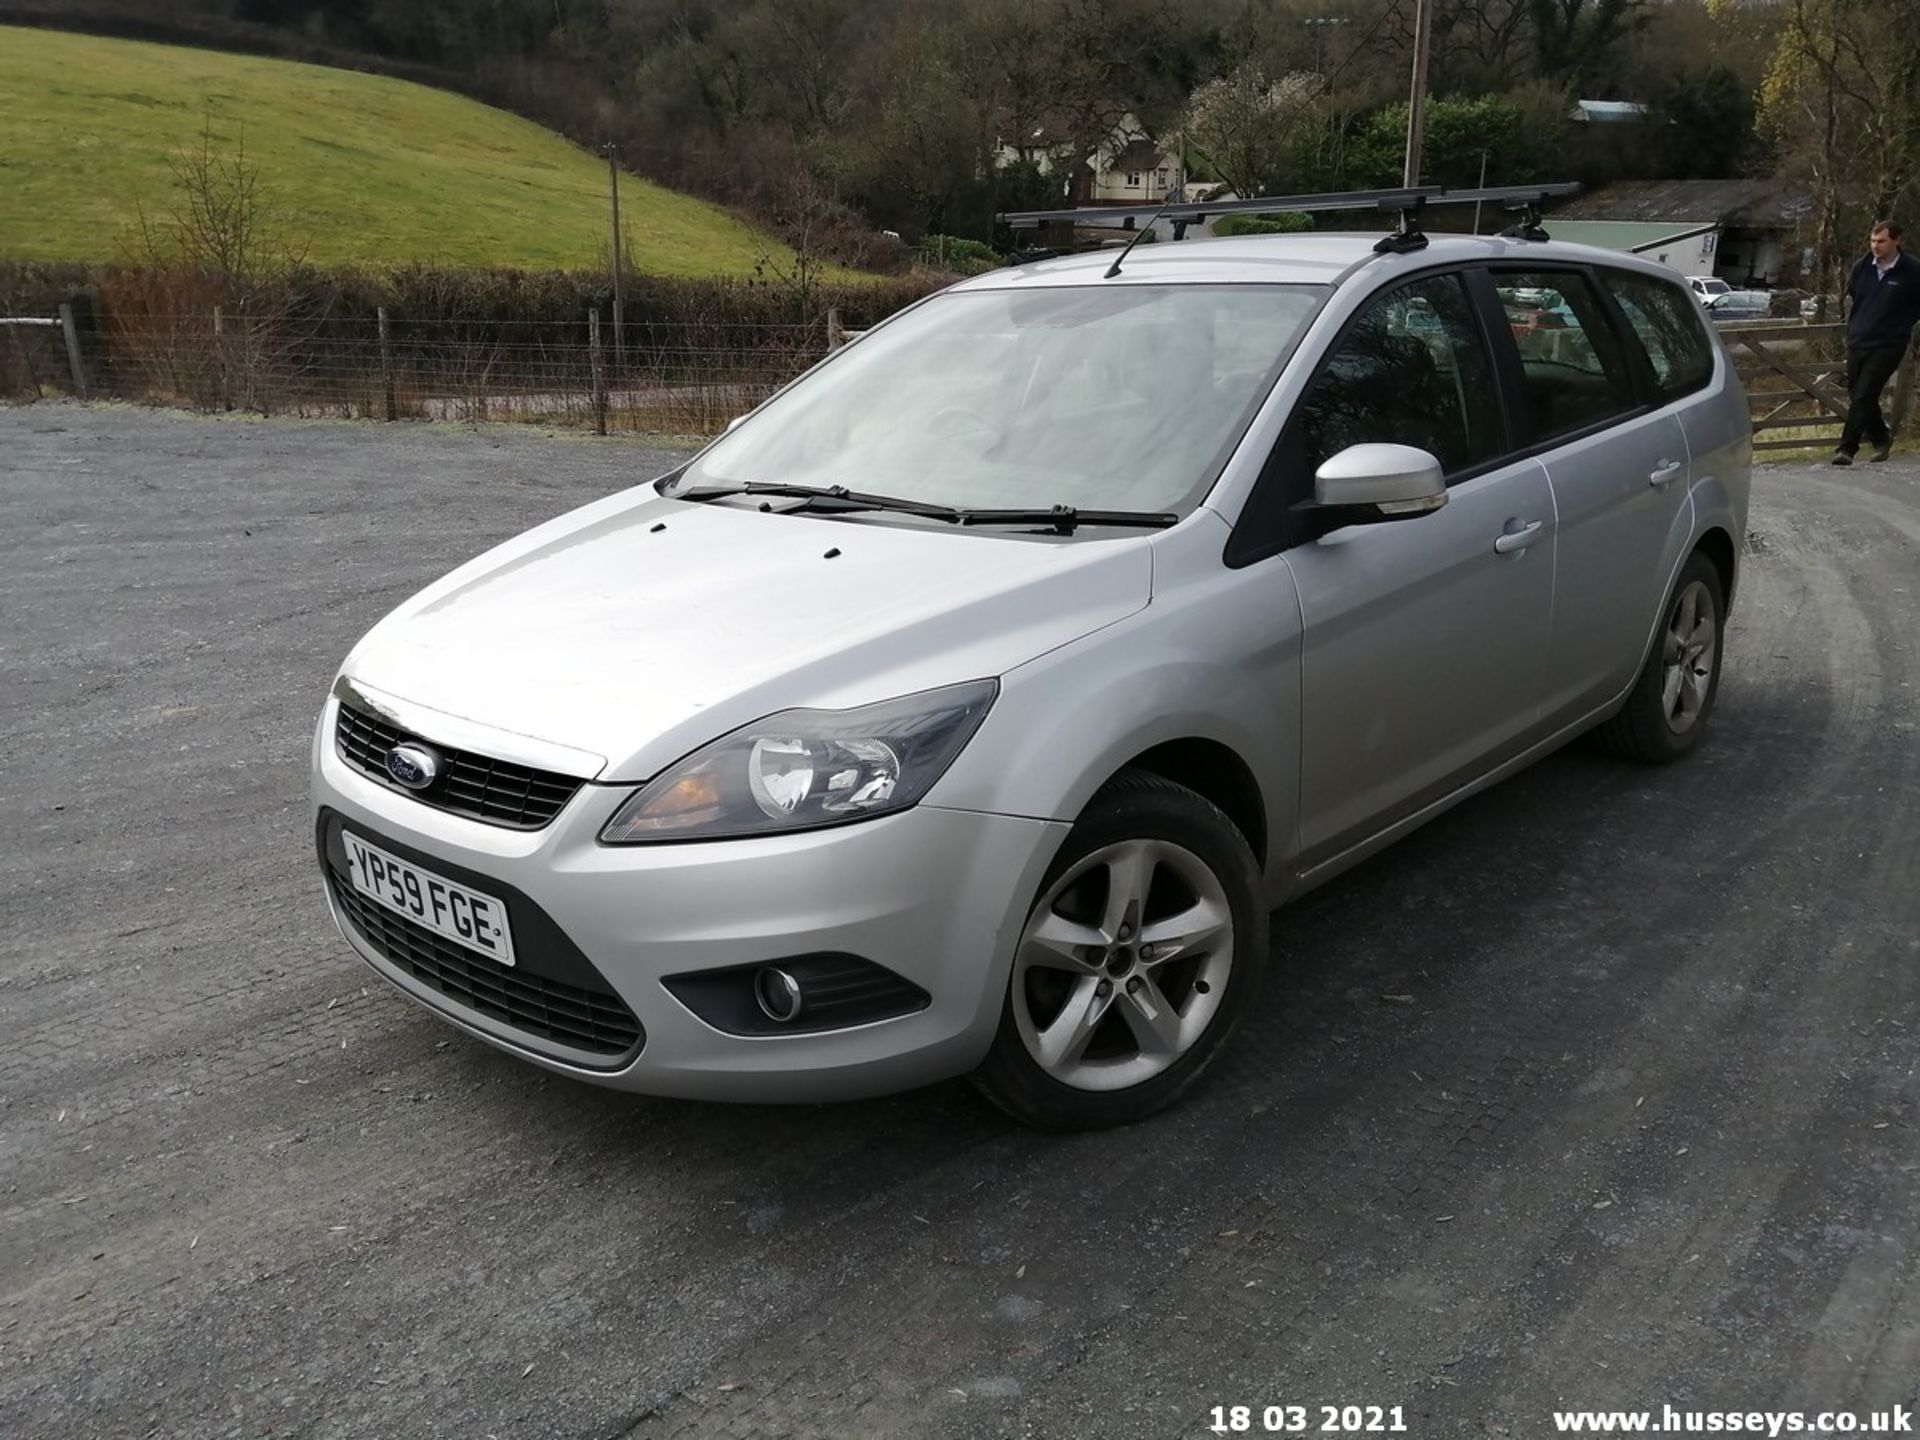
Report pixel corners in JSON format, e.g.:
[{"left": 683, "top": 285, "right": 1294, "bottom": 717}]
[{"left": 342, "top": 833, "right": 516, "bottom": 967}]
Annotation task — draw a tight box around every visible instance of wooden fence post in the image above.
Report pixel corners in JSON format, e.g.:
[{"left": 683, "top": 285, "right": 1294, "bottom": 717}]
[
  {"left": 589, "top": 309, "right": 607, "bottom": 436},
  {"left": 213, "top": 306, "right": 230, "bottom": 411},
  {"left": 57, "top": 303, "right": 89, "bottom": 399},
  {"left": 378, "top": 307, "right": 396, "bottom": 421},
  {"left": 826, "top": 306, "right": 844, "bottom": 351},
  {"left": 253, "top": 314, "right": 271, "bottom": 417},
  {"left": 1890, "top": 331, "right": 1920, "bottom": 443}
]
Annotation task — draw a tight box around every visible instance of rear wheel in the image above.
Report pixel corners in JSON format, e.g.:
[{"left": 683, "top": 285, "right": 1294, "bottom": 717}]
[
  {"left": 972, "top": 770, "right": 1268, "bottom": 1130},
  {"left": 1592, "top": 551, "right": 1725, "bottom": 763}
]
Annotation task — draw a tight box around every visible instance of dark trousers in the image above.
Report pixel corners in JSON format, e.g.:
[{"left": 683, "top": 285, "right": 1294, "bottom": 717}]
[{"left": 1838, "top": 344, "right": 1904, "bottom": 454}]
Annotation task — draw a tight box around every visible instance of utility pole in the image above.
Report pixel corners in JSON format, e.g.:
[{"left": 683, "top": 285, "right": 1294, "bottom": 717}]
[
  {"left": 604, "top": 141, "right": 625, "bottom": 362},
  {"left": 1402, "top": 0, "right": 1434, "bottom": 187},
  {"left": 1304, "top": 14, "right": 1353, "bottom": 184},
  {"left": 1304, "top": 15, "right": 1350, "bottom": 85}
]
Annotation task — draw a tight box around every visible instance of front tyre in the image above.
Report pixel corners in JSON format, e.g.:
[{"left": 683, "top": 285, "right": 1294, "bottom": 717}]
[
  {"left": 973, "top": 770, "right": 1269, "bottom": 1130},
  {"left": 1593, "top": 551, "right": 1726, "bottom": 764}
]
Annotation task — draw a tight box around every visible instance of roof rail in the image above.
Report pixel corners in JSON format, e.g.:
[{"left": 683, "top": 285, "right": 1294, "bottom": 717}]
[{"left": 996, "top": 182, "right": 1582, "bottom": 250}]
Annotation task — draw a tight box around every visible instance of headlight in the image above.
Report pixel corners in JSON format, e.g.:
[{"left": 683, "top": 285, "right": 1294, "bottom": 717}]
[{"left": 599, "top": 679, "right": 998, "bottom": 843}]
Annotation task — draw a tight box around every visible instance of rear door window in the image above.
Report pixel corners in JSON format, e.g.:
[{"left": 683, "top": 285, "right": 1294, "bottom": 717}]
[
  {"left": 1490, "top": 270, "right": 1640, "bottom": 442},
  {"left": 1598, "top": 270, "right": 1716, "bottom": 400}
]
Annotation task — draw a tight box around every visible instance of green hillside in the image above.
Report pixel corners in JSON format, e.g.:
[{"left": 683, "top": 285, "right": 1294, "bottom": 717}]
[{"left": 0, "top": 25, "right": 816, "bottom": 278}]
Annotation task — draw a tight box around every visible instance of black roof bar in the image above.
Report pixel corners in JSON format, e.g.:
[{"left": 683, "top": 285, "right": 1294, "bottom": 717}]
[
  {"left": 996, "top": 181, "right": 1581, "bottom": 229},
  {"left": 1377, "top": 197, "right": 1430, "bottom": 255},
  {"left": 1497, "top": 193, "right": 1563, "bottom": 242},
  {"left": 1003, "top": 186, "right": 1435, "bottom": 227}
]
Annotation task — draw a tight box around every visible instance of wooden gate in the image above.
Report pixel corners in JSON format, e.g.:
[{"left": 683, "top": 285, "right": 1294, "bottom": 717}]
[{"left": 1723, "top": 320, "right": 1920, "bottom": 454}]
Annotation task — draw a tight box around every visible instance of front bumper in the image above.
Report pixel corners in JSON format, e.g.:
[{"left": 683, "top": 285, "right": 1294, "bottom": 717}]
[{"left": 311, "top": 698, "right": 1067, "bottom": 1102}]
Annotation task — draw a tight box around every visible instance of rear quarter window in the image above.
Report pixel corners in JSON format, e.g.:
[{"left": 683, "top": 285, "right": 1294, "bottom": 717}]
[{"left": 1598, "top": 269, "right": 1716, "bottom": 401}]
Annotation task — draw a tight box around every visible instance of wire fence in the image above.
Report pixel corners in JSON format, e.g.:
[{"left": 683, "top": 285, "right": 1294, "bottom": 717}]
[
  {"left": 11, "top": 302, "right": 1910, "bottom": 454},
  {"left": 0, "top": 305, "right": 860, "bottom": 436}
]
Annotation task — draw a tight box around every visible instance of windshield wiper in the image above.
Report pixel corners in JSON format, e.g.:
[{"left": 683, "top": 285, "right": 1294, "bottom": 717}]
[
  {"left": 958, "top": 506, "right": 1178, "bottom": 535},
  {"left": 671, "top": 484, "right": 1175, "bottom": 535},
  {"left": 670, "top": 481, "right": 963, "bottom": 522}
]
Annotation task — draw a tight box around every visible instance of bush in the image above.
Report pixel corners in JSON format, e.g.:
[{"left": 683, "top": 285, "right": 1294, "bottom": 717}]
[
  {"left": 0, "top": 259, "right": 938, "bottom": 335},
  {"left": 1210, "top": 213, "right": 1316, "bottom": 237},
  {"left": 916, "top": 234, "right": 1001, "bottom": 274}
]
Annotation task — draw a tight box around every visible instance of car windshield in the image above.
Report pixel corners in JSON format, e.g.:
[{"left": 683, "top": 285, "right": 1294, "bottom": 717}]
[
  {"left": 678, "top": 283, "right": 1326, "bottom": 518},
  {"left": 1698, "top": 279, "right": 1730, "bottom": 296}
]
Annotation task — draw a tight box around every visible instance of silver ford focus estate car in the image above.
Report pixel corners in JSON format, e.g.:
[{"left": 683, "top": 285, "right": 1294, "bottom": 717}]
[{"left": 313, "top": 232, "right": 1750, "bottom": 1129}]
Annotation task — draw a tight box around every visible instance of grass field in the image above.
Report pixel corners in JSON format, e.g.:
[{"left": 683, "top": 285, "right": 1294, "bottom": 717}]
[{"left": 0, "top": 25, "right": 818, "bottom": 278}]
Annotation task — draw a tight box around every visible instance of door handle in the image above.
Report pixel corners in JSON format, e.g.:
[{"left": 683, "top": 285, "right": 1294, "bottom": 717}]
[
  {"left": 1493, "top": 520, "right": 1545, "bottom": 554},
  {"left": 1649, "top": 460, "right": 1685, "bottom": 486}
]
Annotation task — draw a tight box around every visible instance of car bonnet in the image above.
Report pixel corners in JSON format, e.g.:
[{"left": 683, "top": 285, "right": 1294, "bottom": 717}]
[{"left": 340, "top": 488, "right": 1154, "bottom": 783}]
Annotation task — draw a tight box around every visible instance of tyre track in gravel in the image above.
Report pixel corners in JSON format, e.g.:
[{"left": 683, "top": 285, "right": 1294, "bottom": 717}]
[
  {"left": 1429, "top": 473, "right": 1920, "bottom": 1427},
  {"left": 609, "top": 474, "right": 1920, "bottom": 1440},
  {"left": 1060, "top": 475, "right": 1920, "bottom": 1438}
]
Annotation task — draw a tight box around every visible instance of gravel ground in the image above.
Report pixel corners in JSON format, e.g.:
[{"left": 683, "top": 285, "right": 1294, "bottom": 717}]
[{"left": 3, "top": 404, "right": 1919, "bottom": 1440}]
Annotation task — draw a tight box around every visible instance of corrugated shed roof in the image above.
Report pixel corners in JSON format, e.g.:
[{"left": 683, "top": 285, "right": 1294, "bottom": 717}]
[
  {"left": 1551, "top": 179, "right": 1814, "bottom": 228},
  {"left": 1571, "top": 100, "right": 1650, "bottom": 122}
]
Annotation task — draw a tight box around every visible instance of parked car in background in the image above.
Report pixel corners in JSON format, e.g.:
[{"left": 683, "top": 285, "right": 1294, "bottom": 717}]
[
  {"left": 1687, "top": 276, "right": 1731, "bottom": 302},
  {"left": 313, "top": 234, "right": 1751, "bottom": 1130},
  {"left": 1504, "top": 296, "right": 1575, "bottom": 341},
  {"left": 1703, "top": 289, "right": 1773, "bottom": 324}
]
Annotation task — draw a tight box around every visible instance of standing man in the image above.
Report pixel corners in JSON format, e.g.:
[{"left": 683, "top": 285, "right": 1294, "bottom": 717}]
[{"left": 1833, "top": 220, "right": 1920, "bottom": 465}]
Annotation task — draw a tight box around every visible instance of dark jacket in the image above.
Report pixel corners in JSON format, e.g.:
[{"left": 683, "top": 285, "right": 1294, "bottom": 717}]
[{"left": 1845, "top": 249, "right": 1920, "bottom": 351}]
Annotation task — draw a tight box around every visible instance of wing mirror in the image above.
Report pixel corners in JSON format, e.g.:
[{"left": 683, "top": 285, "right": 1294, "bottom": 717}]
[
  {"left": 1313, "top": 444, "right": 1447, "bottom": 519},
  {"left": 725, "top": 414, "right": 749, "bottom": 432}
]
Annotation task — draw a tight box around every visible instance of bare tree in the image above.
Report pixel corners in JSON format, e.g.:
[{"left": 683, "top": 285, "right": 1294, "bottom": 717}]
[
  {"left": 1430, "top": 0, "right": 1535, "bottom": 93},
  {"left": 753, "top": 170, "right": 843, "bottom": 314},
  {"left": 121, "top": 113, "right": 318, "bottom": 414},
  {"left": 1185, "top": 64, "right": 1328, "bottom": 196},
  {"left": 1759, "top": 0, "right": 1920, "bottom": 296},
  {"left": 128, "top": 114, "right": 301, "bottom": 283}
]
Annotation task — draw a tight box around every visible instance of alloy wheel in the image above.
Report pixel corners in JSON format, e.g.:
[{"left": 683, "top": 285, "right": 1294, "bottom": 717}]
[
  {"left": 1660, "top": 578, "right": 1718, "bottom": 734},
  {"left": 1011, "top": 839, "right": 1235, "bottom": 1092}
]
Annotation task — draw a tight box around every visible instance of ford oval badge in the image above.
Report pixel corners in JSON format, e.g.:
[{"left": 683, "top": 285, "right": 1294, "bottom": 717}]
[{"left": 385, "top": 743, "right": 441, "bottom": 791}]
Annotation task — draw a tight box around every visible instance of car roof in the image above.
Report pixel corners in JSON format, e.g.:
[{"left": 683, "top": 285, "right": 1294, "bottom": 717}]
[{"left": 952, "top": 233, "right": 1695, "bottom": 292}]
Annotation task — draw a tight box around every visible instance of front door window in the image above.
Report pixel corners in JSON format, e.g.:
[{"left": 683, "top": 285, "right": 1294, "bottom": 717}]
[{"left": 1279, "top": 272, "right": 1506, "bottom": 488}]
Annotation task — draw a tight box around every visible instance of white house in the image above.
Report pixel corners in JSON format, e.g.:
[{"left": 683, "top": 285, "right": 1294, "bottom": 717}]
[
  {"left": 992, "top": 112, "right": 1180, "bottom": 207},
  {"left": 1087, "top": 118, "right": 1179, "bottom": 203}
]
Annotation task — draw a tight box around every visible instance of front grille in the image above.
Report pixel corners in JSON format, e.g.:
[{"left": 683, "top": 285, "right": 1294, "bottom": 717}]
[
  {"left": 331, "top": 879, "right": 642, "bottom": 1058},
  {"left": 335, "top": 701, "right": 584, "bottom": 829}
]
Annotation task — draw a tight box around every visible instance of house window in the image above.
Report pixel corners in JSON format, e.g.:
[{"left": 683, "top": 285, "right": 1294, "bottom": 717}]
[{"left": 1125, "top": 172, "right": 1141, "bottom": 188}]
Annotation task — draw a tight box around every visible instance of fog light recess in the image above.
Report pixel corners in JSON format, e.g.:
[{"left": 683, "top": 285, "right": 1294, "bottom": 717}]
[
  {"left": 661, "top": 953, "right": 932, "bottom": 1037},
  {"left": 754, "top": 966, "right": 805, "bottom": 1023}
]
